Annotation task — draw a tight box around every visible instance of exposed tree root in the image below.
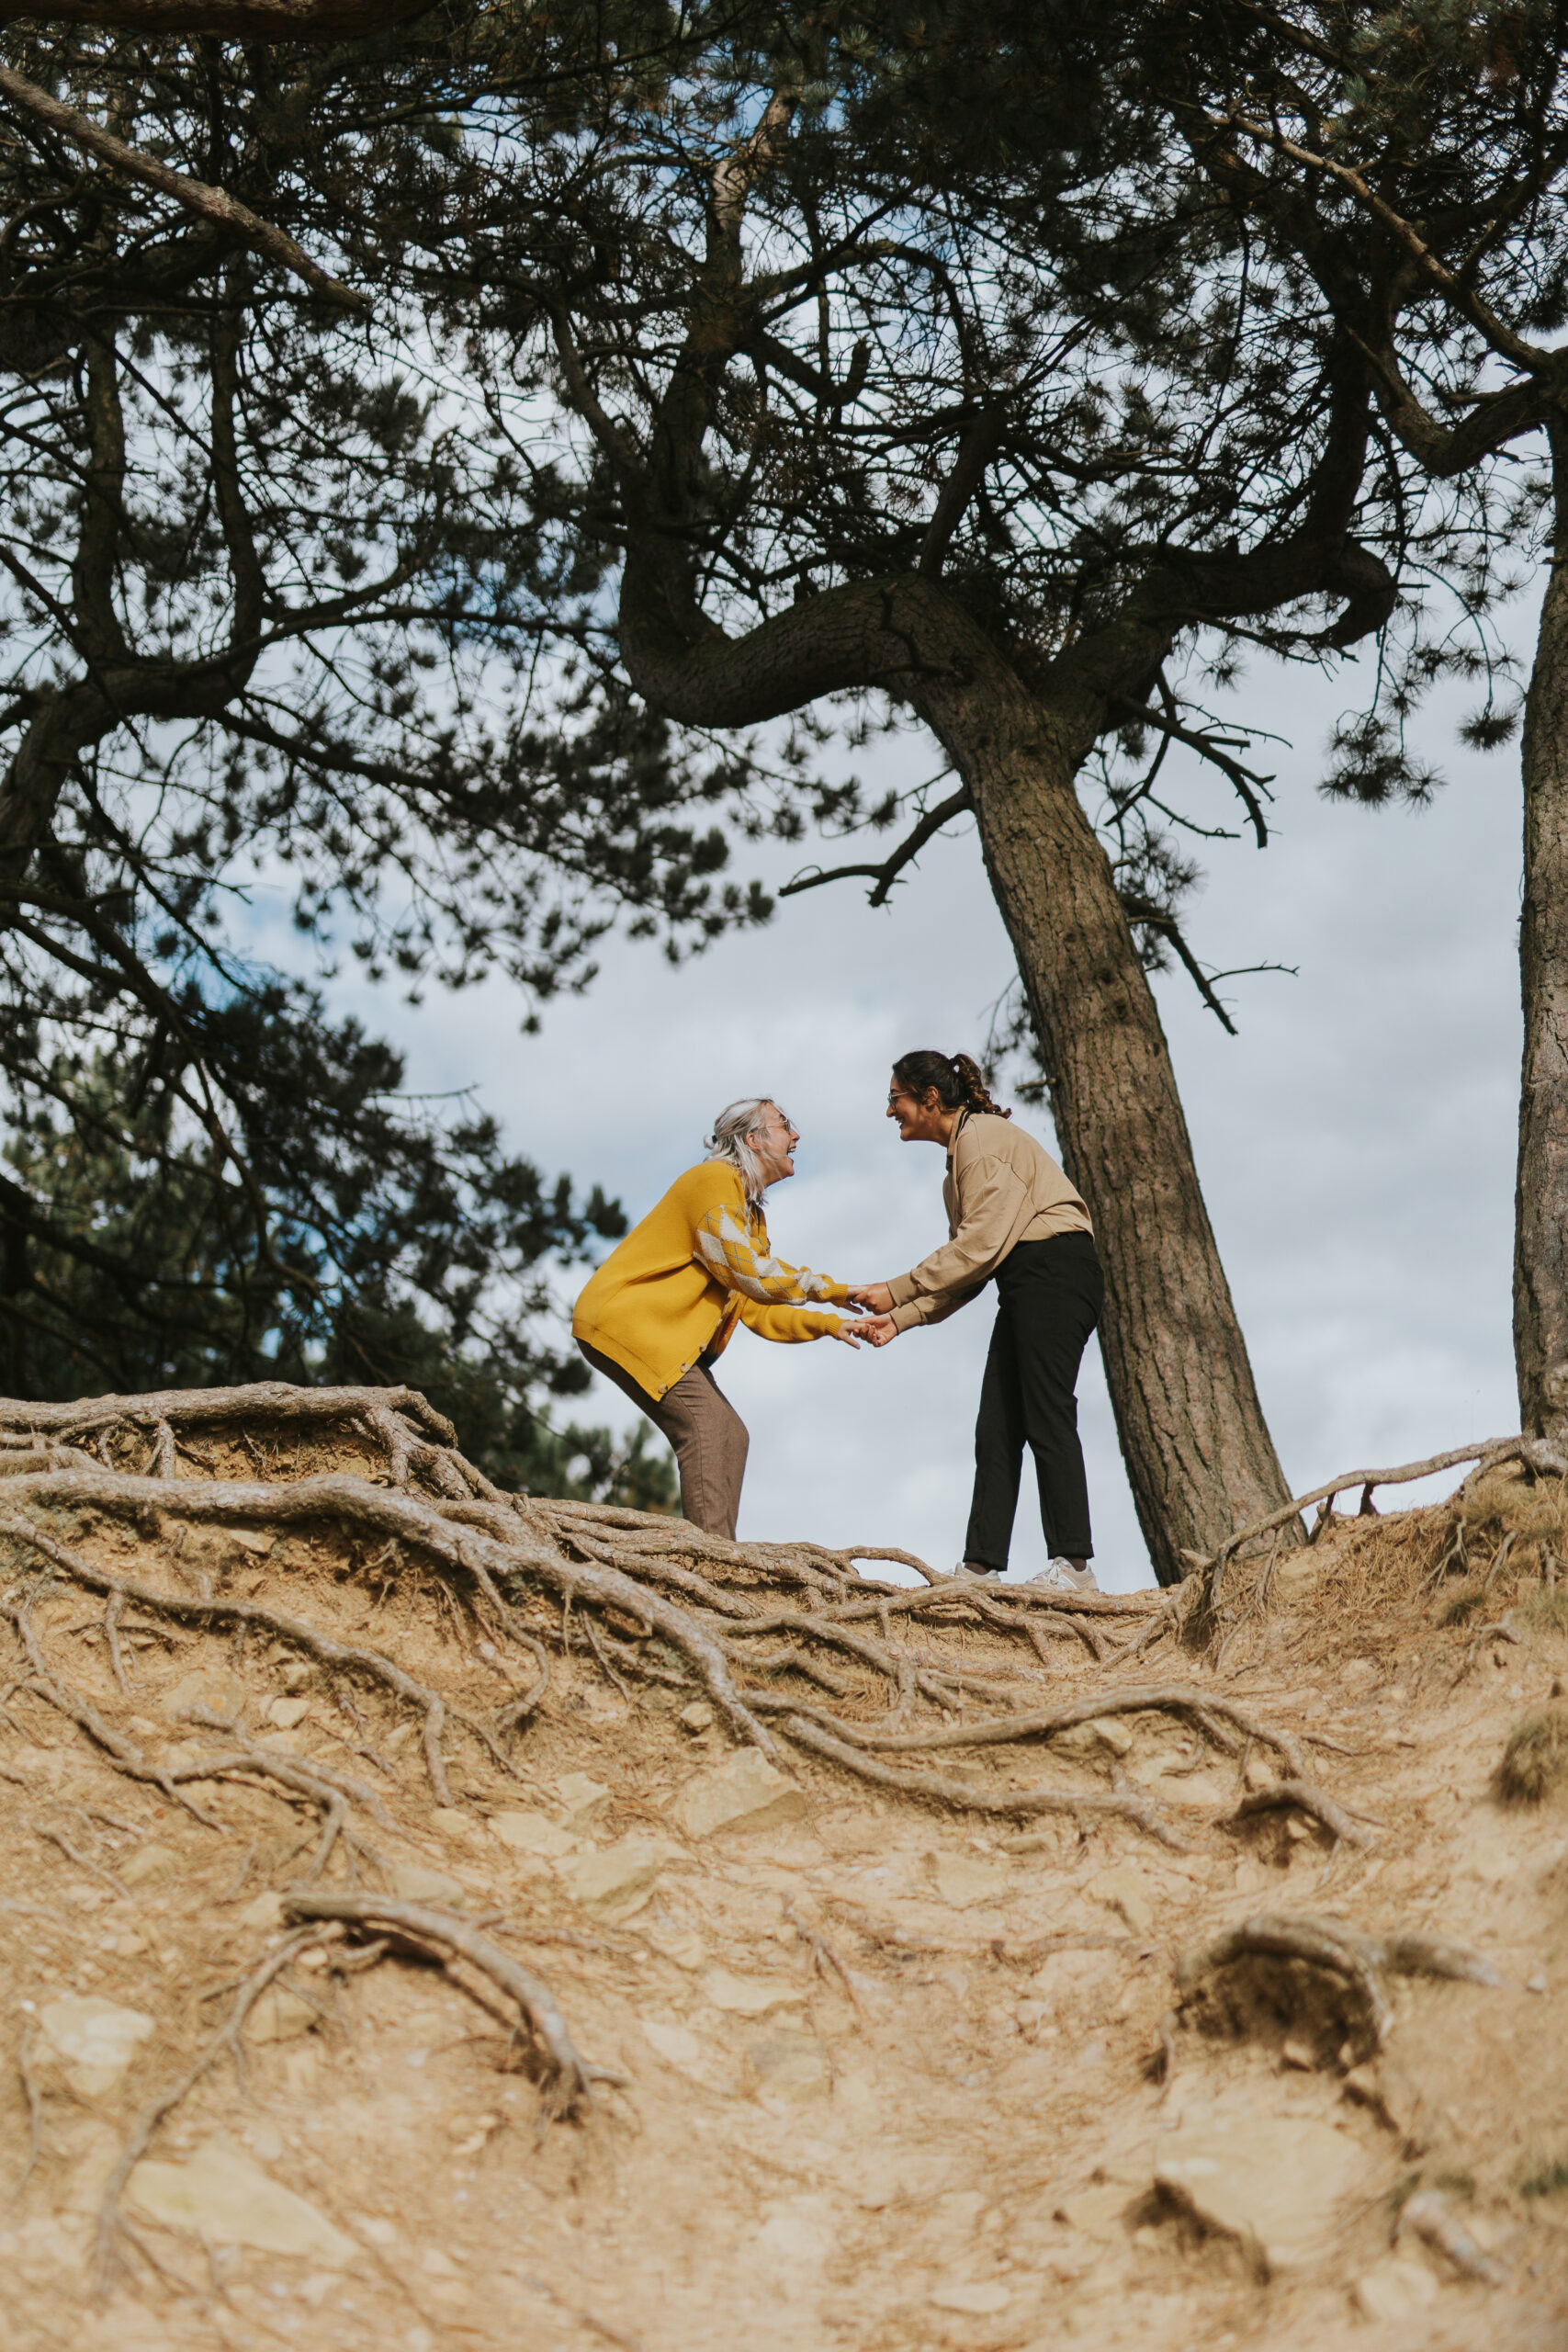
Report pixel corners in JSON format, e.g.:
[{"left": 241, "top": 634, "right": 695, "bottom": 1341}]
[
  {"left": 1170, "top": 1910, "right": 1502, "bottom": 2069},
  {"left": 1226, "top": 1778, "right": 1380, "bottom": 1849},
  {"left": 1399, "top": 2188, "right": 1508, "bottom": 2286},
  {"left": 0, "top": 1507, "right": 510, "bottom": 1807},
  {"left": 0, "top": 1385, "right": 1373, "bottom": 1881},
  {"left": 282, "top": 1892, "right": 617, "bottom": 2118},
  {"left": 782, "top": 1714, "right": 1193, "bottom": 1846}
]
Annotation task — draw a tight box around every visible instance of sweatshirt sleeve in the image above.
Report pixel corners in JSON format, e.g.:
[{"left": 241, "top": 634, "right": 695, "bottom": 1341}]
[
  {"left": 885, "top": 1154, "right": 1030, "bottom": 1327},
  {"left": 694, "top": 1201, "right": 850, "bottom": 1307},
  {"left": 887, "top": 1283, "right": 982, "bottom": 1334}
]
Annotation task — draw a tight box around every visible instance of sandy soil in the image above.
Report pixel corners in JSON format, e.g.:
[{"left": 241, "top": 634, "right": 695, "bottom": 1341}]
[{"left": 2, "top": 1406, "right": 1567, "bottom": 2352}]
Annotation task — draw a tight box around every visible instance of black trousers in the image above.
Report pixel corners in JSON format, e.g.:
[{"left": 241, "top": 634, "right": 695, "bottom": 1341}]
[{"left": 964, "top": 1232, "right": 1104, "bottom": 1570}]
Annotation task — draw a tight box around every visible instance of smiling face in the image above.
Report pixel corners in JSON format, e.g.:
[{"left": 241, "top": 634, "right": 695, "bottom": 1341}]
[
  {"left": 886, "top": 1078, "right": 951, "bottom": 1144},
  {"left": 747, "top": 1102, "right": 799, "bottom": 1186}
]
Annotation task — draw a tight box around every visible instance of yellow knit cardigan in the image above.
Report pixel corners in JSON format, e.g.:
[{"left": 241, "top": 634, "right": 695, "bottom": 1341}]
[{"left": 571, "top": 1161, "right": 850, "bottom": 1401}]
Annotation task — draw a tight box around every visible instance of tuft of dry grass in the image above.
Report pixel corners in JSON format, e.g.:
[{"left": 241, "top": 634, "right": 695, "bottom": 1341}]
[
  {"left": 1522, "top": 1589, "right": 1568, "bottom": 1636},
  {"left": 1498, "top": 1706, "right": 1568, "bottom": 1805},
  {"left": 1453, "top": 1464, "right": 1568, "bottom": 1578}
]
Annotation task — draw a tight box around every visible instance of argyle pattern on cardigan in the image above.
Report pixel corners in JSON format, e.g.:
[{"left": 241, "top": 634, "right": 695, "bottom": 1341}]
[{"left": 694, "top": 1204, "right": 842, "bottom": 1305}]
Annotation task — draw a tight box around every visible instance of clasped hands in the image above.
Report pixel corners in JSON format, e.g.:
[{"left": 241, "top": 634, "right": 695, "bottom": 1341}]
[{"left": 832, "top": 1282, "right": 897, "bottom": 1350}]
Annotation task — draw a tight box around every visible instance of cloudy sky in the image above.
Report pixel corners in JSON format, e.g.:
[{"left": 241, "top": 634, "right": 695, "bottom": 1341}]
[{"left": 291, "top": 621, "right": 1530, "bottom": 1593}]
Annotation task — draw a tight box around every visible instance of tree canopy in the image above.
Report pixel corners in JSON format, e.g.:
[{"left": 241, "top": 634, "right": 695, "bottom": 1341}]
[
  {"left": 0, "top": 0, "right": 1540, "bottom": 1555},
  {"left": 350, "top": 0, "right": 1453, "bottom": 1574}
]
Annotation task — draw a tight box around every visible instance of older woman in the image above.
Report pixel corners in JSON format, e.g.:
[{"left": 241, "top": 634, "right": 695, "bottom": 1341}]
[
  {"left": 572, "top": 1099, "right": 862, "bottom": 1541},
  {"left": 852, "top": 1049, "right": 1104, "bottom": 1592}
]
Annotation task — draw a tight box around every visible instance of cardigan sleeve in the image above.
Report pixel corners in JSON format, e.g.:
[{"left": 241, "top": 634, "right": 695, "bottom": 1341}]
[
  {"left": 693, "top": 1200, "right": 851, "bottom": 1307},
  {"left": 734, "top": 1295, "right": 847, "bottom": 1345}
]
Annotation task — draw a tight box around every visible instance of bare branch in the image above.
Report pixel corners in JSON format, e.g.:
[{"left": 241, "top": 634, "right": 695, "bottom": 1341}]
[
  {"left": 781, "top": 787, "right": 972, "bottom": 907},
  {"left": 1119, "top": 895, "right": 1239, "bottom": 1035},
  {"left": 0, "top": 65, "right": 366, "bottom": 311},
  {"left": 1111, "top": 694, "right": 1274, "bottom": 846}
]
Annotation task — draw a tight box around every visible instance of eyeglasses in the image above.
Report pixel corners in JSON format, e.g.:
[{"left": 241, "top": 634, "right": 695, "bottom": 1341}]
[{"left": 886, "top": 1091, "right": 912, "bottom": 1110}]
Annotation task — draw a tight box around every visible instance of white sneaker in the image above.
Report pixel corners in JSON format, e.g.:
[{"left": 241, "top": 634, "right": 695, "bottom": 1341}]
[{"left": 1026, "top": 1556, "right": 1099, "bottom": 1594}]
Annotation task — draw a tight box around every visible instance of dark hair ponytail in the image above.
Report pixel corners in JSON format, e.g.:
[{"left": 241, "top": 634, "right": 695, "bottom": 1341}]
[{"left": 891, "top": 1049, "right": 1010, "bottom": 1119}]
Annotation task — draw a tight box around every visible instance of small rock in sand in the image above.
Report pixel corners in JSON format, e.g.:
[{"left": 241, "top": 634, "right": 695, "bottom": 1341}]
[
  {"left": 1085, "top": 1861, "right": 1156, "bottom": 1937},
  {"left": 265, "top": 1695, "right": 311, "bottom": 1731},
  {"left": 554, "top": 1771, "right": 612, "bottom": 1829},
  {"left": 642, "top": 2018, "right": 705, "bottom": 2070},
  {"left": 247, "top": 1987, "right": 318, "bottom": 2044},
  {"left": 388, "top": 1862, "right": 468, "bottom": 1906},
  {"left": 561, "top": 1838, "right": 672, "bottom": 1916},
  {"left": 1054, "top": 2183, "right": 1139, "bottom": 2241},
  {"left": 488, "top": 1809, "right": 578, "bottom": 1860},
  {"left": 645, "top": 1923, "right": 706, "bottom": 1971},
  {"left": 929, "top": 2281, "right": 1011, "bottom": 2316},
  {"left": 36, "top": 1996, "right": 155, "bottom": 2097},
  {"left": 700, "top": 1966, "right": 807, "bottom": 2017},
  {"left": 1055, "top": 1717, "right": 1133, "bottom": 1760},
  {"left": 119, "top": 1841, "right": 183, "bottom": 1890},
  {"left": 748, "top": 2030, "right": 831, "bottom": 2100},
  {"left": 931, "top": 1853, "right": 1013, "bottom": 1908},
  {"left": 127, "top": 2140, "right": 355, "bottom": 2265},
  {"left": 1353, "top": 2256, "right": 1439, "bottom": 2322},
  {"left": 161, "top": 1670, "right": 243, "bottom": 1724},
  {"left": 1155, "top": 2106, "right": 1367, "bottom": 2278},
  {"left": 671, "top": 1751, "right": 806, "bottom": 1839}
]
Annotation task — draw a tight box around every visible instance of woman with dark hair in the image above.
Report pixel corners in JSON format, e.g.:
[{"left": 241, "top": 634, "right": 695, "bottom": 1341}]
[
  {"left": 852, "top": 1051, "right": 1105, "bottom": 1591},
  {"left": 572, "top": 1098, "right": 863, "bottom": 1542}
]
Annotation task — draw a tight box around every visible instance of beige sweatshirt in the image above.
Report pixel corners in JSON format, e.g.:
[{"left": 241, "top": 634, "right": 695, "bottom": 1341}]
[{"left": 886, "top": 1111, "right": 1092, "bottom": 1332}]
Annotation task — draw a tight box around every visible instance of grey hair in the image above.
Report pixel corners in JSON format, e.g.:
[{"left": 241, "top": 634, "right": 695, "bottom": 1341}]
[{"left": 704, "top": 1097, "right": 775, "bottom": 1202}]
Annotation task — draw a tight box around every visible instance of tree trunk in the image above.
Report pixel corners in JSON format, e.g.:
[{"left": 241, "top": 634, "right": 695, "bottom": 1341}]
[
  {"left": 911, "top": 660, "right": 1297, "bottom": 1585},
  {"left": 1516, "top": 421, "right": 1568, "bottom": 1435}
]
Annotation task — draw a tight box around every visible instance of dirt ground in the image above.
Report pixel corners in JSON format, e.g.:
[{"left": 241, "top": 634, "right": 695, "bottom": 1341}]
[{"left": 3, "top": 1397, "right": 1568, "bottom": 2352}]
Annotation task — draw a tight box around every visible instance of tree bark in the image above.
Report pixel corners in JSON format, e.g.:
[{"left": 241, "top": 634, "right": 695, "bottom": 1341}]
[{"left": 1516, "top": 416, "right": 1568, "bottom": 1434}]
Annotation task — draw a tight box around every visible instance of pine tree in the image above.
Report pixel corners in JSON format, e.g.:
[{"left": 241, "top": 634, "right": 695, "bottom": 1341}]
[{"left": 367, "top": 2, "right": 1433, "bottom": 1577}]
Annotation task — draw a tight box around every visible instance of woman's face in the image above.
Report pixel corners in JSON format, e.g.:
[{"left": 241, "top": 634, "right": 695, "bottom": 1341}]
[
  {"left": 747, "top": 1102, "right": 799, "bottom": 1187},
  {"left": 886, "top": 1079, "right": 950, "bottom": 1144}
]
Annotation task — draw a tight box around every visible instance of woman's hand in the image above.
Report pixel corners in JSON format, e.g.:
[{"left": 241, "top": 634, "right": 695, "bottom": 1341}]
[
  {"left": 848, "top": 1283, "right": 894, "bottom": 1314},
  {"left": 829, "top": 1316, "right": 864, "bottom": 1347},
  {"left": 857, "top": 1315, "right": 898, "bottom": 1347}
]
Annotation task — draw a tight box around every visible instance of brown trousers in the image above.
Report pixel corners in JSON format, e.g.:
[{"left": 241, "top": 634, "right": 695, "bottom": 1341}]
[{"left": 577, "top": 1339, "right": 750, "bottom": 1542}]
